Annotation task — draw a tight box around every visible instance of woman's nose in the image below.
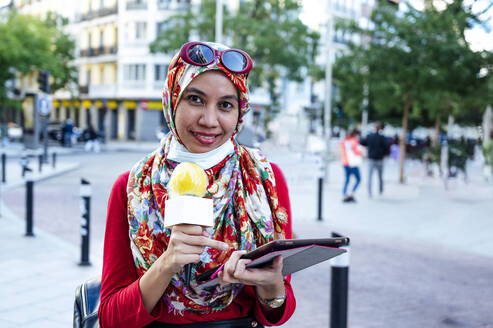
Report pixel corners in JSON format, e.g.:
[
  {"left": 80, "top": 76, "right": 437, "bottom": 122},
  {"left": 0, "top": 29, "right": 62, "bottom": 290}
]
[{"left": 198, "top": 105, "right": 219, "bottom": 127}]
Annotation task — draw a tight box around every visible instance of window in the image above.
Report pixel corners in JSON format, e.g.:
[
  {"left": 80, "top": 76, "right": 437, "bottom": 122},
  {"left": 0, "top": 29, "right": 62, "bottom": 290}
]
[
  {"left": 154, "top": 64, "right": 169, "bottom": 81},
  {"left": 100, "top": 66, "right": 105, "bottom": 84},
  {"left": 100, "top": 30, "right": 104, "bottom": 49},
  {"left": 158, "top": 0, "right": 171, "bottom": 9},
  {"left": 135, "top": 22, "right": 147, "bottom": 40},
  {"left": 86, "top": 69, "right": 92, "bottom": 85},
  {"left": 156, "top": 22, "right": 166, "bottom": 35},
  {"left": 124, "top": 64, "right": 146, "bottom": 81}
]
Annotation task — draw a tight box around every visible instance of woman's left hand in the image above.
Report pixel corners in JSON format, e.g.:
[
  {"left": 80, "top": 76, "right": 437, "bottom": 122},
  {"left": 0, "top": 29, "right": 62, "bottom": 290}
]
[{"left": 218, "top": 250, "right": 285, "bottom": 299}]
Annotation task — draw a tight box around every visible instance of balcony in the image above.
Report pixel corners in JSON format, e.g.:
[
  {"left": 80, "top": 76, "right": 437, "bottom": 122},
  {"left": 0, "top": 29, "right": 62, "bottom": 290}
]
[
  {"left": 126, "top": 1, "right": 147, "bottom": 10},
  {"left": 77, "top": 5, "right": 118, "bottom": 22},
  {"left": 79, "top": 46, "right": 118, "bottom": 58},
  {"left": 79, "top": 85, "right": 89, "bottom": 95}
]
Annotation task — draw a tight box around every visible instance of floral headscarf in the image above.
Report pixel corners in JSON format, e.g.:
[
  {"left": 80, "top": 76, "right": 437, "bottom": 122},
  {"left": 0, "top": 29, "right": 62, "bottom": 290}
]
[{"left": 127, "top": 42, "right": 288, "bottom": 314}]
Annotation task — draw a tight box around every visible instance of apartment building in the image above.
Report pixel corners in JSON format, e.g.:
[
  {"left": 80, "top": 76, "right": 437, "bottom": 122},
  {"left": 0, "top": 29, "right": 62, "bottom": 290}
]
[{"left": 16, "top": 0, "right": 190, "bottom": 142}]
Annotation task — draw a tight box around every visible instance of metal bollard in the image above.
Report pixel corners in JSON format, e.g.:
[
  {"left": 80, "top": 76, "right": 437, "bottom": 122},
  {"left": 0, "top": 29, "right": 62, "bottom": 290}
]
[
  {"left": 1, "top": 152, "right": 6, "bottom": 183},
  {"left": 25, "top": 168, "right": 34, "bottom": 236},
  {"left": 316, "top": 157, "right": 325, "bottom": 221},
  {"left": 38, "top": 153, "right": 43, "bottom": 173},
  {"left": 330, "top": 232, "right": 350, "bottom": 328},
  {"left": 21, "top": 156, "right": 29, "bottom": 178},
  {"left": 52, "top": 152, "right": 56, "bottom": 169},
  {"left": 80, "top": 178, "right": 92, "bottom": 266},
  {"left": 317, "top": 177, "right": 323, "bottom": 221}
]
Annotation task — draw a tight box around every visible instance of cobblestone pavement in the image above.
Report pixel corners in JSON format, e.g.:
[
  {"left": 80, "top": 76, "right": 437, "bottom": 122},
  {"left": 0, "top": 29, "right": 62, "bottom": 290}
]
[{"left": 1, "top": 141, "right": 493, "bottom": 327}]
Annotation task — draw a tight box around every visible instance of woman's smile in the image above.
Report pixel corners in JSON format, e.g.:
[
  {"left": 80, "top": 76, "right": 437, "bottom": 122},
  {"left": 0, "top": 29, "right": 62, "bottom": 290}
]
[
  {"left": 174, "top": 71, "right": 239, "bottom": 153},
  {"left": 191, "top": 131, "right": 221, "bottom": 144}
]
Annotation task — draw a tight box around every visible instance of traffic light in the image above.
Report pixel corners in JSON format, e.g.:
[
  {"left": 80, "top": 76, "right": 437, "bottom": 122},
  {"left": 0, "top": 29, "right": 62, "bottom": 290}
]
[{"left": 37, "top": 70, "right": 50, "bottom": 93}]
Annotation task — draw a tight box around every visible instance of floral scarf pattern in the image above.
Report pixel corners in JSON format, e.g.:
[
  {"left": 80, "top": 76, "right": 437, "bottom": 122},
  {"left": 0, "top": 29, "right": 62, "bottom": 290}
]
[{"left": 127, "top": 42, "right": 287, "bottom": 314}]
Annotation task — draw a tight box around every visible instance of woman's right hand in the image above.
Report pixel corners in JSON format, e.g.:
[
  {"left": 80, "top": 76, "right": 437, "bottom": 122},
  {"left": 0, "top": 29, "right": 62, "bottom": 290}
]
[{"left": 159, "top": 224, "right": 229, "bottom": 274}]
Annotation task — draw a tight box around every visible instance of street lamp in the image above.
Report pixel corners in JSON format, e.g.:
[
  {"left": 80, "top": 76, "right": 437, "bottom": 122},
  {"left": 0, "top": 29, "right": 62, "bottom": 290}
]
[
  {"left": 323, "top": 0, "right": 334, "bottom": 183},
  {"left": 215, "top": 0, "right": 223, "bottom": 43}
]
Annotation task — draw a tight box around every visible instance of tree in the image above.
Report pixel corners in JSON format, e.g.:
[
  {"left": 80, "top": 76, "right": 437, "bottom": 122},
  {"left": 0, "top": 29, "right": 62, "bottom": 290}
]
[
  {"left": 333, "top": 1, "right": 492, "bottom": 183},
  {"left": 150, "top": 0, "right": 319, "bottom": 119},
  {"left": 0, "top": 10, "right": 76, "bottom": 123}
]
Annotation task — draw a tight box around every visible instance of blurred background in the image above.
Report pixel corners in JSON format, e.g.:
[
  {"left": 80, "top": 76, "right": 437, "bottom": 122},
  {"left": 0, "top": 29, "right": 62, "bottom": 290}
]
[{"left": 0, "top": 0, "right": 492, "bottom": 327}]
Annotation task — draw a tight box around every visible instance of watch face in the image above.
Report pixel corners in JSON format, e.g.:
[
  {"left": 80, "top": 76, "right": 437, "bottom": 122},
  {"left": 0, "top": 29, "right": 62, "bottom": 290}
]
[{"left": 267, "top": 298, "right": 285, "bottom": 308}]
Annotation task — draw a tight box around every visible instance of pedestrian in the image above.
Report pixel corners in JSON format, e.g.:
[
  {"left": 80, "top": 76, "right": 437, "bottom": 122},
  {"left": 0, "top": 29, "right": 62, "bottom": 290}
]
[
  {"left": 98, "top": 41, "right": 295, "bottom": 328},
  {"left": 83, "top": 123, "right": 100, "bottom": 153},
  {"left": 360, "top": 122, "right": 390, "bottom": 197},
  {"left": 340, "top": 128, "right": 363, "bottom": 202},
  {"left": 62, "top": 118, "right": 74, "bottom": 147}
]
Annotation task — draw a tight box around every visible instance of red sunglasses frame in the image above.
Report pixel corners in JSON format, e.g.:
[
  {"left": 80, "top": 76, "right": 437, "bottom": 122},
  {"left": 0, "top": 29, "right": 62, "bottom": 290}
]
[{"left": 179, "top": 41, "right": 253, "bottom": 75}]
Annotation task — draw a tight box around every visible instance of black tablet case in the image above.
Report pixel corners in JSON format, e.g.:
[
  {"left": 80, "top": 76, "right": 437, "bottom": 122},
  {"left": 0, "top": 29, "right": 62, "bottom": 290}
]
[{"left": 197, "top": 238, "right": 348, "bottom": 288}]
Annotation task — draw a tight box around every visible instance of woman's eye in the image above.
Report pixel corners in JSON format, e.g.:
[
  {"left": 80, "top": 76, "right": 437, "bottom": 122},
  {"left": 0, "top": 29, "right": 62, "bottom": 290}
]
[
  {"left": 188, "top": 95, "right": 203, "bottom": 104},
  {"left": 220, "top": 102, "right": 234, "bottom": 111}
]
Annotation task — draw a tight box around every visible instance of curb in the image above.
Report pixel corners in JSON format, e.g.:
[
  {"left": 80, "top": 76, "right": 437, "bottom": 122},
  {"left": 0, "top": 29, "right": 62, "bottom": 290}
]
[{"left": 0, "top": 162, "right": 80, "bottom": 191}]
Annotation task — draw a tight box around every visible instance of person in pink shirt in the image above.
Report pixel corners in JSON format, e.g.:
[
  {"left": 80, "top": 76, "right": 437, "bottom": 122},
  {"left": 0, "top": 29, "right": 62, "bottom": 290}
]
[{"left": 340, "top": 129, "right": 363, "bottom": 202}]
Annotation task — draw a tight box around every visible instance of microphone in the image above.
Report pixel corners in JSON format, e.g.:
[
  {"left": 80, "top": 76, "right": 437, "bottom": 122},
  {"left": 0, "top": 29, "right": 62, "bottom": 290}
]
[{"left": 165, "top": 162, "right": 213, "bottom": 287}]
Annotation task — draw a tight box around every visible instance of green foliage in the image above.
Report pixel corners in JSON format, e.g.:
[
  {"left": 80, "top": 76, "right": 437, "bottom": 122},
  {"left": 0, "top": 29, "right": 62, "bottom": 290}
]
[
  {"left": 333, "top": 1, "right": 492, "bottom": 127},
  {"left": 0, "top": 9, "right": 77, "bottom": 105},
  {"left": 150, "top": 0, "right": 319, "bottom": 114}
]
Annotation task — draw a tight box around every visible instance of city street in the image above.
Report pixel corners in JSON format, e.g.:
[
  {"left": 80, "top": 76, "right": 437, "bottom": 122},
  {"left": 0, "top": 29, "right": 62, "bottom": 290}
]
[{"left": 1, "top": 142, "right": 493, "bottom": 327}]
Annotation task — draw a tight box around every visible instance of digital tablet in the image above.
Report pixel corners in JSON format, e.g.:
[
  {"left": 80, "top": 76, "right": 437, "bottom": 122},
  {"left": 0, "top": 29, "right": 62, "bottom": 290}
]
[{"left": 196, "top": 237, "right": 349, "bottom": 285}]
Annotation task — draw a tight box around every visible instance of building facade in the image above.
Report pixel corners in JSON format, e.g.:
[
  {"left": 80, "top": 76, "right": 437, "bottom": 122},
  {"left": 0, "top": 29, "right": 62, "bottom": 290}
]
[{"left": 16, "top": 0, "right": 191, "bottom": 142}]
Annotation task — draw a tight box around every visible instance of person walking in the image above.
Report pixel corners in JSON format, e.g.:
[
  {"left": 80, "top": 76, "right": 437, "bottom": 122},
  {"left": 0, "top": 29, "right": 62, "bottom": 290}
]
[
  {"left": 62, "top": 118, "right": 74, "bottom": 147},
  {"left": 83, "top": 123, "right": 100, "bottom": 153},
  {"left": 98, "top": 41, "right": 295, "bottom": 328},
  {"left": 360, "top": 122, "right": 390, "bottom": 197},
  {"left": 340, "top": 129, "right": 363, "bottom": 202}
]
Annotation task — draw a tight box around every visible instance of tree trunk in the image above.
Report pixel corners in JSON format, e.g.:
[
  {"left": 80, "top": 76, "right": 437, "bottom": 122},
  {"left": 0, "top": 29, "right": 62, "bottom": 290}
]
[
  {"left": 398, "top": 92, "right": 411, "bottom": 184},
  {"left": 432, "top": 115, "right": 440, "bottom": 147}
]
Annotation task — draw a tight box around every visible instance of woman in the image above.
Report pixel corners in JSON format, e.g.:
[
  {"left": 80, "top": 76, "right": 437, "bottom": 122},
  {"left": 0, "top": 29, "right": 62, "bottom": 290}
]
[
  {"left": 340, "top": 128, "right": 363, "bottom": 202},
  {"left": 98, "top": 41, "right": 295, "bottom": 327}
]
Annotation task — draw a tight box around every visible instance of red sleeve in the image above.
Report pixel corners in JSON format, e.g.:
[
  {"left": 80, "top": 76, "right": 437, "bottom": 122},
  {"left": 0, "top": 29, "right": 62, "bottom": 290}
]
[
  {"left": 250, "top": 162, "right": 296, "bottom": 326},
  {"left": 98, "top": 172, "right": 164, "bottom": 328}
]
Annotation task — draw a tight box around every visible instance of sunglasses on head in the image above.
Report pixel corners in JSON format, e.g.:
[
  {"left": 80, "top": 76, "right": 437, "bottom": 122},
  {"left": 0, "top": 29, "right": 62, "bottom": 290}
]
[{"left": 179, "top": 41, "right": 253, "bottom": 75}]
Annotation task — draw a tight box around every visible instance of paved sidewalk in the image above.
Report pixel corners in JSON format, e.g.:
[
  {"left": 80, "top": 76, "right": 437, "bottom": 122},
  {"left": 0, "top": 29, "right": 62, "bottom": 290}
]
[
  {"left": 0, "top": 202, "right": 102, "bottom": 328},
  {"left": 1, "top": 140, "right": 492, "bottom": 327}
]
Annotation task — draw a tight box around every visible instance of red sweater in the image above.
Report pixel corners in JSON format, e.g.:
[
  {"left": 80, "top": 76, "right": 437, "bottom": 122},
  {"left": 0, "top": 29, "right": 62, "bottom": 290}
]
[{"left": 99, "top": 163, "right": 295, "bottom": 327}]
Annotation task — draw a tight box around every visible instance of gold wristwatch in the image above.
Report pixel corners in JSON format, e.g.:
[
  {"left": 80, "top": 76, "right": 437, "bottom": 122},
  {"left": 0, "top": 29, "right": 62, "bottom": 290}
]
[{"left": 258, "top": 292, "right": 286, "bottom": 308}]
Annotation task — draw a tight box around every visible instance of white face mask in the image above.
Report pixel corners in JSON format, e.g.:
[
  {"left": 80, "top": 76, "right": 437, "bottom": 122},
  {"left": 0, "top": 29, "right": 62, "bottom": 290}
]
[{"left": 167, "top": 137, "right": 235, "bottom": 170}]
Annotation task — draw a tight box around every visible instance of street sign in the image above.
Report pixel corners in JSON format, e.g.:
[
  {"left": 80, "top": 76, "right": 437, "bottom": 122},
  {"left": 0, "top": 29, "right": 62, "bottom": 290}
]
[{"left": 37, "top": 94, "right": 52, "bottom": 116}]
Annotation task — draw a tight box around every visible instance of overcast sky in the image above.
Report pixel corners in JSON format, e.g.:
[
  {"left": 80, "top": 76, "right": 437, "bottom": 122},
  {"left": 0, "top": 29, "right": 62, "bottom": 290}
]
[
  {"left": 1, "top": 0, "right": 491, "bottom": 51},
  {"left": 301, "top": 0, "right": 492, "bottom": 51}
]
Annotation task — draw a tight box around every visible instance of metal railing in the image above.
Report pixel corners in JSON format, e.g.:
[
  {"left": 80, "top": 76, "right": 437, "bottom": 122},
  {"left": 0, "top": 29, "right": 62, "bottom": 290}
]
[
  {"left": 77, "top": 5, "right": 118, "bottom": 22},
  {"left": 126, "top": 1, "right": 147, "bottom": 10},
  {"left": 79, "top": 46, "right": 118, "bottom": 58}
]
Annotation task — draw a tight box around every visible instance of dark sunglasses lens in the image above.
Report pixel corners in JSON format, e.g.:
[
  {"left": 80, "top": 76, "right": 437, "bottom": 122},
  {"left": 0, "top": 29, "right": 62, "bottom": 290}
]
[
  {"left": 223, "top": 51, "right": 248, "bottom": 72},
  {"left": 187, "top": 44, "right": 214, "bottom": 65}
]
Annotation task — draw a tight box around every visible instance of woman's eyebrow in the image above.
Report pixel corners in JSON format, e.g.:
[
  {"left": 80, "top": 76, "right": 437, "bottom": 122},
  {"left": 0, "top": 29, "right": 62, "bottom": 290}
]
[
  {"left": 184, "top": 87, "right": 206, "bottom": 96},
  {"left": 220, "top": 95, "right": 238, "bottom": 102}
]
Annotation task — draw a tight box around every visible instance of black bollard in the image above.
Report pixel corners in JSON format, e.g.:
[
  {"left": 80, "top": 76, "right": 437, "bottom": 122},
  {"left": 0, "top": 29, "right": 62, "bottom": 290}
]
[
  {"left": 1, "top": 152, "right": 6, "bottom": 183},
  {"left": 330, "top": 232, "right": 350, "bottom": 328},
  {"left": 80, "top": 178, "right": 92, "bottom": 266},
  {"left": 25, "top": 168, "right": 34, "bottom": 236},
  {"left": 52, "top": 152, "right": 56, "bottom": 169},
  {"left": 21, "top": 156, "right": 29, "bottom": 178},
  {"left": 317, "top": 177, "right": 323, "bottom": 221},
  {"left": 38, "top": 153, "right": 43, "bottom": 173}
]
